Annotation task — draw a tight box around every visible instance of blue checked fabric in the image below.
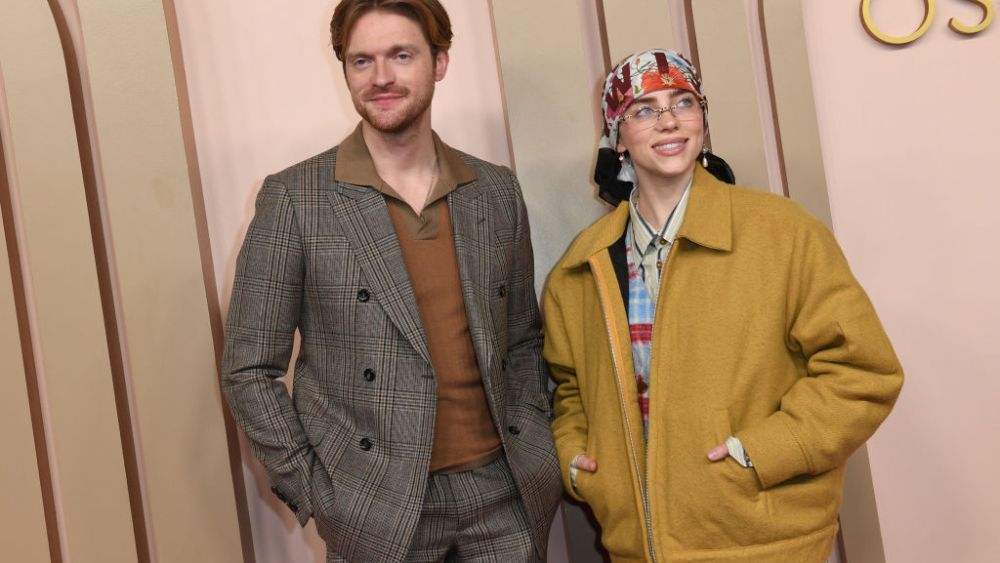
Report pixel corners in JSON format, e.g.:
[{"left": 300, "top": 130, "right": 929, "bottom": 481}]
[{"left": 625, "top": 229, "right": 655, "bottom": 441}]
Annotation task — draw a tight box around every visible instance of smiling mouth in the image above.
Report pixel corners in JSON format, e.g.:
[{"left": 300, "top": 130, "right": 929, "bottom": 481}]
[
  {"left": 652, "top": 140, "right": 686, "bottom": 153},
  {"left": 369, "top": 94, "right": 404, "bottom": 104},
  {"left": 366, "top": 87, "right": 408, "bottom": 102}
]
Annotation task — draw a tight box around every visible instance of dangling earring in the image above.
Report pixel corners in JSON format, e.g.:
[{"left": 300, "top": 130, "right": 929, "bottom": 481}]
[
  {"left": 701, "top": 146, "right": 709, "bottom": 168},
  {"left": 618, "top": 152, "right": 626, "bottom": 162}
]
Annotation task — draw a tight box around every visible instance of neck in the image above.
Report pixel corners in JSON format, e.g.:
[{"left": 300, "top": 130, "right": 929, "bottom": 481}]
[
  {"left": 360, "top": 110, "right": 439, "bottom": 214},
  {"left": 634, "top": 168, "right": 693, "bottom": 228},
  {"left": 360, "top": 111, "right": 436, "bottom": 177}
]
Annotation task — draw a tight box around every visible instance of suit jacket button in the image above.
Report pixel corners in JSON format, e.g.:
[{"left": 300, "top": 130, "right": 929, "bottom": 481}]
[
  {"left": 363, "top": 368, "right": 376, "bottom": 382},
  {"left": 508, "top": 425, "right": 521, "bottom": 436},
  {"left": 359, "top": 438, "right": 372, "bottom": 451},
  {"left": 497, "top": 285, "right": 506, "bottom": 298},
  {"left": 357, "top": 289, "right": 370, "bottom": 302}
]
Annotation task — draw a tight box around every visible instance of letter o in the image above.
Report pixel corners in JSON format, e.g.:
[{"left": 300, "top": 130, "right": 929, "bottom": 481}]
[{"left": 861, "top": 0, "right": 935, "bottom": 45}]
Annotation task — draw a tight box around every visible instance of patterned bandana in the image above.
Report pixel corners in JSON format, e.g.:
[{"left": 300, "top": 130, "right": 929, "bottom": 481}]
[{"left": 600, "top": 49, "right": 706, "bottom": 151}]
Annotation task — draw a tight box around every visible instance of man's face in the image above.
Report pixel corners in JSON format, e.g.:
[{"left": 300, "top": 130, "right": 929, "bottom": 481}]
[{"left": 343, "top": 10, "right": 448, "bottom": 134}]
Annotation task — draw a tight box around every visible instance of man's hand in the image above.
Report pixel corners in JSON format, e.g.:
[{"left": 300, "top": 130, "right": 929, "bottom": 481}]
[{"left": 706, "top": 443, "right": 728, "bottom": 462}]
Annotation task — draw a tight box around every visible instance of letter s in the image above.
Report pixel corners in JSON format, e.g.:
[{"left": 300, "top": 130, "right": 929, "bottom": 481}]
[{"left": 949, "top": 0, "right": 994, "bottom": 35}]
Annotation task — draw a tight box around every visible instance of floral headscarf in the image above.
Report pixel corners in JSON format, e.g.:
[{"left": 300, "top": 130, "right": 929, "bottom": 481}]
[{"left": 600, "top": 49, "right": 706, "bottom": 151}]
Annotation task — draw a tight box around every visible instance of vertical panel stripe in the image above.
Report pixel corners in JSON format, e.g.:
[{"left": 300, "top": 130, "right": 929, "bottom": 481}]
[
  {"left": 489, "top": 0, "right": 608, "bottom": 285},
  {"left": 45, "top": 2, "right": 154, "bottom": 560},
  {"left": 159, "top": 0, "right": 257, "bottom": 560},
  {"left": 0, "top": 2, "right": 138, "bottom": 562},
  {"left": 688, "top": 0, "right": 773, "bottom": 191},
  {"left": 760, "top": 0, "right": 834, "bottom": 226},
  {"left": 0, "top": 85, "right": 58, "bottom": 563},
  {"left": 71, "top": 0, "right": 247, "bottom": 560}
]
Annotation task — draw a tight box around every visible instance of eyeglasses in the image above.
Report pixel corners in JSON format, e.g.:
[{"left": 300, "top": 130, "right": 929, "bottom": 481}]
[{"left": 620, "top": 94, "right": 705, "bottom": 130}]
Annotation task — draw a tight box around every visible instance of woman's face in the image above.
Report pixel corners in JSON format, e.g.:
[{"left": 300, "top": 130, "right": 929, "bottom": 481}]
[{"left": 616, "top": 88, "right": 704, "bottom": 188}]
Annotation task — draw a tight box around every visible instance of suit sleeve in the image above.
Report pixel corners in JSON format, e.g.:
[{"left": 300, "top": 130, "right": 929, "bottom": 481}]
[
  {"left": 543, "top": 281, "right": 588, "bottom": 501},
  {"left": 737, "top": 215, "right": 903, "bottom": 489},
  {"left": 221, "top": 177, "right": 316, "bottom": 525},
  {"left": 503, "top": 171, "right": 551, "bottom": 409}
]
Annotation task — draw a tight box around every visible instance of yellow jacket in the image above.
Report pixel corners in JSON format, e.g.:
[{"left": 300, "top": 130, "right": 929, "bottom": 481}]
[{"left": 544, "top": 167, "right": 903, "bottom": 562}]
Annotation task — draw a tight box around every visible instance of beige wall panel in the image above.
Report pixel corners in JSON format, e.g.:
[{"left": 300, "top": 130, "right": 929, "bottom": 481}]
[
  {"left": 0, "top": 138, "right": 51, "bottom": 563},
  {"left": 602, "top": 0, "right": 677, "bottom": 63},
  {"left": 689, "top": 0, "right": 771, "bottom": 190},
  {"left": 841, "top": 445, "right": 887, "bottom": 562},
  {"left": 72, "top": 1, "right": 244, "bottom": 561},
  {"left": 760, "top": 0, "right": 832, "bottom": 227},
  {"left": 490, "top": 0, "right": 608, "bottom": 287},
  {"left": 0, "top": 1, "right": 138, "bottom": 561}
]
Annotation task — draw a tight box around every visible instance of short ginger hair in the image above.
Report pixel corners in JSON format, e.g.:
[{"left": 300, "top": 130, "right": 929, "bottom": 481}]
[{"left": 330, "top": 0, "right": 453, "bottom": 60}]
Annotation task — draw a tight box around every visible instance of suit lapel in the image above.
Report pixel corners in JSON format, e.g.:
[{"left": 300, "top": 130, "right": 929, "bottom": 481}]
[
  {"left": 326, "top": 183, "right": 432, "bottom": 365},
  {"left": 448, "top": 181, "right": 498, "bottom": 394}
]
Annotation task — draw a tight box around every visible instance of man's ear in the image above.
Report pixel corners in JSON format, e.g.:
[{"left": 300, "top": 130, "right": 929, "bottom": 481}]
[{"left": 434, "top": 49, "right": 450, "bottom": 81}]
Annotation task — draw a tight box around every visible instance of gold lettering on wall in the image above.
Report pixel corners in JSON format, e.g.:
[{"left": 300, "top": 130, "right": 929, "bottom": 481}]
[
  {"left": 861, "top": 0, "right": 995, "bottom": 44},
  {"left": 861, "top": 0, "right": 935, "bottom": 45},
  {"left": 949, "top": 0, "right": 995, "bottom": 34}
]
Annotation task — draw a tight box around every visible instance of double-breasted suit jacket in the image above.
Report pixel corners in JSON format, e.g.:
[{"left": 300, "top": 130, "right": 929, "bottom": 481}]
[{"left": 222, "top": 143, "right": 562, "bottom": 562}]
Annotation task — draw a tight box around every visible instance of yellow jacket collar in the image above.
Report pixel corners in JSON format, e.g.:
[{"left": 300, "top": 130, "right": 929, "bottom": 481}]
[{"left": 562, "top": 166, "right": 733, "bottom": 268}]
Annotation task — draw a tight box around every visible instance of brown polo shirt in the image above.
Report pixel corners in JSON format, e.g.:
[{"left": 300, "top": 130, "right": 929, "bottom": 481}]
[{"left": 335, "top": 125, "right": 502, "bottom": 473}]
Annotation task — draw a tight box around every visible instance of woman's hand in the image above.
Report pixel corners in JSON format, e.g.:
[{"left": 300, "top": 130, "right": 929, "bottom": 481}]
[
  {"left": 572, "top": 454, "right": 598, "bottom": 472},
  {"left": 570, "top": 454, "right": 598, "bottom": 492},
  {"left": 706, "top": 443, "right": 728, "bottom": 462}
]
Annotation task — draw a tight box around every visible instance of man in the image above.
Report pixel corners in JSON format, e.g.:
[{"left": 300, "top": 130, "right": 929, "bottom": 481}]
[
  {"left": 544, "top": 49, "right": 903, "bottom": 562},
  {"left": 222, "top": 1, "right": 561, "bottom": 561}
]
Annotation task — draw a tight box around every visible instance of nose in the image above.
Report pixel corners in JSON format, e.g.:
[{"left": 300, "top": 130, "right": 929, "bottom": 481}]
[
  {"left": 372, "top": 58, "right": 395, "bottom": 88},
  {"left": 654, "top": 108, "right": 679, "bottom": 131}
]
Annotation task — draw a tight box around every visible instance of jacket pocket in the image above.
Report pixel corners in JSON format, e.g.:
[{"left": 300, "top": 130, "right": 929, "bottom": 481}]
[
  {"left": 575, "top": 434, "right": 646, "bottom": 560},
  {"left": 663, "top": 409, "right": 775, "bottom": 549},
  {"left": 309, "top": 419, "right": 352, "bottom": 517},
  {"left": 709, "top": 409, "right": 771, "bottom": 512}
]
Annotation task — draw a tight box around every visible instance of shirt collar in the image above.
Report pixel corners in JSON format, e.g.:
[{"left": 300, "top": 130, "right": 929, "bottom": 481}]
[
  {"left": 628, "top": 177, "right": 693, "bottom": 253},
  {"left": 334, "top": 122, "right": 477, "bottom": 202},
  {"left": 560, "top": 166, "right": 733, "bottom": 270}
]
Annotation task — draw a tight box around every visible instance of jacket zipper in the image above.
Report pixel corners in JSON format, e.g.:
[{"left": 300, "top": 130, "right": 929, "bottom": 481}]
[{"left": 589, "top": 257, "right": 658, "bottom": 563}]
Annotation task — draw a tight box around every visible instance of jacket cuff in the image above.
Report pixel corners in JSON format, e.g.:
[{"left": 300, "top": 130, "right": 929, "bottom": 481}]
[
  {"left": 737, "top": 413, "right": 811, "bottom": 489},
  {"left": 269, "top": 452, "right": 317, "bottom": 527},
  {"left": 269, "top": 482, "right": 312, "bottom": 527}
]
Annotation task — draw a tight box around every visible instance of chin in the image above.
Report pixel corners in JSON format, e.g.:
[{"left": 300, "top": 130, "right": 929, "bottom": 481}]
[
  {"left": 636, "top": 158, "right": 697, "bottom": 183},
  {"left": 363, "top": 108, "right": 420, "bottom": 134}
]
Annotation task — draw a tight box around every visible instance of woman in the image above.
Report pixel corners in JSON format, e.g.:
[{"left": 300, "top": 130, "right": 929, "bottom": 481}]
[{"left": 543, "top": 49, "right": 902, "bottom": 562}]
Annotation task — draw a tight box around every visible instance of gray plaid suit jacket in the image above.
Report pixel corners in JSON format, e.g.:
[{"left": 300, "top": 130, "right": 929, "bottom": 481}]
[{"left": 222, "top": 145, "right": 562, "bottom": 561}]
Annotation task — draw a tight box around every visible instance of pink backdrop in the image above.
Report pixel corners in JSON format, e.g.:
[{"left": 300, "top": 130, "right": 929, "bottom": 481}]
[{"left": 804, "top": 2, "right": 1000, "bottom": 560}]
